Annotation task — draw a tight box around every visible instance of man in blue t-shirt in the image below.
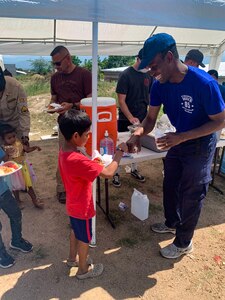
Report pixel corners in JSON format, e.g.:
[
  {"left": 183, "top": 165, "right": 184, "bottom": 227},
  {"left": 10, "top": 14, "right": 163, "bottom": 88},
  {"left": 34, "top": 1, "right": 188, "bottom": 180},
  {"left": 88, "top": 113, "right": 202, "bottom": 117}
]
[
  {"left": 0, "top": 147, "right": 33, "bottom": 268},
  {"left": 127, "top": 33, "right": 225, "bottom": 259}
]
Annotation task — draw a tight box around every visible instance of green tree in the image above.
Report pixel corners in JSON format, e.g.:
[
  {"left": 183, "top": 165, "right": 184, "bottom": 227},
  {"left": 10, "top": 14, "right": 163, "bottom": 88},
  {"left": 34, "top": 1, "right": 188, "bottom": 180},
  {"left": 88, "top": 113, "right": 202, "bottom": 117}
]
[
  {"left": 71, "top": 55, "right": 82, "bottom": 66},
  {"left": 100, "top": 56, "right": 135, "bottom": 69},
  {"left": 30, "top": 58, "right": 52, "bottom": 75},
  {"left": 83, "top": 58, "right": 93, "bottom": 71}
]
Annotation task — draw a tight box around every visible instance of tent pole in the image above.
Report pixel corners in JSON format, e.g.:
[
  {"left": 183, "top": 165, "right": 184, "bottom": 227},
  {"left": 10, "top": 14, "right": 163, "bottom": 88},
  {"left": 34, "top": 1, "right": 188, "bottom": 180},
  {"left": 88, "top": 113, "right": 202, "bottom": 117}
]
[{"left": 90, "top": 21, "right": 98, "bottom": 246}]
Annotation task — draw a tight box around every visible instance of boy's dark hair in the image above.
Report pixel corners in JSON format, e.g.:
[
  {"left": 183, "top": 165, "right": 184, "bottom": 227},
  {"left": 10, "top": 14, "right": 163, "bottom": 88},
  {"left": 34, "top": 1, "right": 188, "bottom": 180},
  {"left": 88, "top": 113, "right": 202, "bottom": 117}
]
[
  {"left": 0, "top": 123, "right": 16, "bottom": 139},
  {"left": 58, "top": 109, "right": 92, "bottom": 141}
]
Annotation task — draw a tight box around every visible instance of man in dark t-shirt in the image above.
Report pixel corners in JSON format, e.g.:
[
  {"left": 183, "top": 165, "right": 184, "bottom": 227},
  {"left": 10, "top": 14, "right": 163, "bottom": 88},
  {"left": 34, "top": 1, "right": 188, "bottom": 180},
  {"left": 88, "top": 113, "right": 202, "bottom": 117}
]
[
  {"left": 50, "top": 46, "right": 92, "bottom": 203},
  {"left": 112, "top": 49, "right": 153, "bottom": 187}
]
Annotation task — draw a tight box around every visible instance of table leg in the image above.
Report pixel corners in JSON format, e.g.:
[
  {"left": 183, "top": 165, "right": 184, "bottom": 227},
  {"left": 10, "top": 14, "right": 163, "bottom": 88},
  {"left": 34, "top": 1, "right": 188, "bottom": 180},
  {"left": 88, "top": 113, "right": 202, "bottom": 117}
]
[
  {"left": 96, "top": 177, "right": 116, "bottom": 228},
  {"left": 210, "top": 147, "right": 224, "bottom": 194}
]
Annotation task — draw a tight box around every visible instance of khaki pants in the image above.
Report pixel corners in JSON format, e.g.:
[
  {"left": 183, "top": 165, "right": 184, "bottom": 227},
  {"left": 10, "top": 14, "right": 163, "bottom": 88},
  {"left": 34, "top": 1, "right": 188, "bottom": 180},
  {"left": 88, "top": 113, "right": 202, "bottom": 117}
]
[{"left": 56, "top": 129, "right": 65, "bottom": 193}]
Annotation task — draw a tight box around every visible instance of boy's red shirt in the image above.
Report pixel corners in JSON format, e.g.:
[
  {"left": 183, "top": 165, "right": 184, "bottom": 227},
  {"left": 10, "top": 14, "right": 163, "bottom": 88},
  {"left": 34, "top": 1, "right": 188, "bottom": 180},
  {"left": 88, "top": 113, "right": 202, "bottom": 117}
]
[{"left": 58, "top": 150, "right": 103, "bottom": 219}]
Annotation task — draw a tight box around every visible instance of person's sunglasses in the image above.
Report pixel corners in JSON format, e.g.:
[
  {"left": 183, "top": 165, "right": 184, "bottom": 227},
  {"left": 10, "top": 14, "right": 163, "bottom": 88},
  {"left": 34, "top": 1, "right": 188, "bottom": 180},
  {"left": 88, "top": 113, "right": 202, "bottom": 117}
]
[{"left": 52, "top": 54, "right": 68, "bottom": 67}]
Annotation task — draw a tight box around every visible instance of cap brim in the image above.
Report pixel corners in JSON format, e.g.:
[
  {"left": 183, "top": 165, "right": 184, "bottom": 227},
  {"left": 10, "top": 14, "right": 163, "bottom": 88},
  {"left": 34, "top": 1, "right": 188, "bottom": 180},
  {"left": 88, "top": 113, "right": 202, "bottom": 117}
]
[
  {"left": 200, "top": 62, "right": 205, "bottom": 68},
  {"left": 138, "top": 57, "right": 152, "bottom": 70}
]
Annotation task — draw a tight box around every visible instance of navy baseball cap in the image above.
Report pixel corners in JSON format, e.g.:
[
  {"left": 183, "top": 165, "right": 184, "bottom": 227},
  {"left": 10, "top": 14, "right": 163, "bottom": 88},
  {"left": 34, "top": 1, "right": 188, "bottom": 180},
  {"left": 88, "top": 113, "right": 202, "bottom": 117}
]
[
  {"left": 185, "top": 49, "right": 205, "bottom": 67},
  {"left": 136, "top": 48, "right": 143, "bottom": 60},
  {"left": 138, "top": 33, "right": 176, "bottom": 70}
]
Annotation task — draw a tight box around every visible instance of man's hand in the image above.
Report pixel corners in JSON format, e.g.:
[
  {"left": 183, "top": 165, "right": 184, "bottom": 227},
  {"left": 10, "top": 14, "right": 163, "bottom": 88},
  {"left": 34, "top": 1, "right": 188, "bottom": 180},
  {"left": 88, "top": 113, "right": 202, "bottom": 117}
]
[
  {"left": 129, "top": 117, "right": 140, "bottom": 125},
  {"left": 57, "top": 102, "right": 73, "bottom": 114},
  {"left": 116, "top": 142, "right": 128, "bottom": 153},
  {"left": 126, "top": 134, "right": 142, "bottom": 153},
  {"left": 156, "top": 132, "right": 184, "bottom": 150}
]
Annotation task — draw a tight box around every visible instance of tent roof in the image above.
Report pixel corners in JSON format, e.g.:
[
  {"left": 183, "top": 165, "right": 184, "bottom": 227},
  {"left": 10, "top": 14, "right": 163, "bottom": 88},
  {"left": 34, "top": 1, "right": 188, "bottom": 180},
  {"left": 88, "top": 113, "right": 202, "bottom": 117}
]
[{"left": 1, "top": 0, "right": 225, "bottom": 56}]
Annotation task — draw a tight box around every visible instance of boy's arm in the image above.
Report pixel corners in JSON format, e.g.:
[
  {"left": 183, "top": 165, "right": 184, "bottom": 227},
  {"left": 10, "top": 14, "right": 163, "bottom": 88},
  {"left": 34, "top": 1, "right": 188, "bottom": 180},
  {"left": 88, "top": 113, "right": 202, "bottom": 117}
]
[{"left": 99, "top": 143, "right": 127, "bottom": 178}]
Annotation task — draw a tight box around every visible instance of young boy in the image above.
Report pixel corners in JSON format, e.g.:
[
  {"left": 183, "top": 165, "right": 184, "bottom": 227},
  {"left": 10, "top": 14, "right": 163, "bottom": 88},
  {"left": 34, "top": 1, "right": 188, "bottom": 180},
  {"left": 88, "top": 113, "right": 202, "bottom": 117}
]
[
  {"left": 58, "top": 109, "right": 127, "bottom": 279},
  {"left": 0, "top": 147, "right": 33, "bottom": 269}
]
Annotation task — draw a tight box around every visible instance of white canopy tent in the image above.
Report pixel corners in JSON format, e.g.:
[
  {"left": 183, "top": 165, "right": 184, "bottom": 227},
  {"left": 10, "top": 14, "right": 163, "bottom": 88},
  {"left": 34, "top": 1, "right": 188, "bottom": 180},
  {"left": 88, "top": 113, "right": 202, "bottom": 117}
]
[
  {"left": 1, "top": 0, "right": 225, "bottom": 242},
  {"left": 1, "top": 0, "right": 225, "bottom": 68}
]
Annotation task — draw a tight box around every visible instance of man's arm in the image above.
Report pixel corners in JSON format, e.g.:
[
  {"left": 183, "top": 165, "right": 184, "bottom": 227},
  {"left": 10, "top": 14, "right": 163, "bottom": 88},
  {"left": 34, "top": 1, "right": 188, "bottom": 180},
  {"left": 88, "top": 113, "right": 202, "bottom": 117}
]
[
  {"left": 180, "top": 110, "right": 225, "bottom": 141},
  {"left": 157, "top": 110, "right": 225, "bottom": 150},
  {"left": 126, "top": 105, "right": 160, "bottom": 152},
  {"left": 118, "top": 93, "right": 140, "bottom": 124}
]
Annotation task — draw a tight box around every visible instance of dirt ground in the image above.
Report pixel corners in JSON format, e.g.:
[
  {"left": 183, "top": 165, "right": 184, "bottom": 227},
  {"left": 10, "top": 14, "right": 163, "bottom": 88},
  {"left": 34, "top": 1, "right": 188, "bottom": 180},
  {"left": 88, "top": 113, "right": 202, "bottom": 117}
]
[{"left": 0, "top": 95, "right": 225, "bottom": 300}]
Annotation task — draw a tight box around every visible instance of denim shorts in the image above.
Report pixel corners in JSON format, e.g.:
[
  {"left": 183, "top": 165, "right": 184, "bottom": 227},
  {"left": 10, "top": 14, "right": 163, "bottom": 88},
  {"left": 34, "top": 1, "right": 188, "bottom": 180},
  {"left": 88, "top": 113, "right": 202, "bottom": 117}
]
[{"left": 70, "top": 217, "right": 92, "bottom": 243}]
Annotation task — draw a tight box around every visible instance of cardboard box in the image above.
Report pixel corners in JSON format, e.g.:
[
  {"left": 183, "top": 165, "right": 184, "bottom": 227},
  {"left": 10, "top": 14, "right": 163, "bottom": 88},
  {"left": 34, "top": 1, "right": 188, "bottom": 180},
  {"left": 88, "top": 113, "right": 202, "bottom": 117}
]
[{"left": 141, "top": 133, "right": 167, "bottom": 153}]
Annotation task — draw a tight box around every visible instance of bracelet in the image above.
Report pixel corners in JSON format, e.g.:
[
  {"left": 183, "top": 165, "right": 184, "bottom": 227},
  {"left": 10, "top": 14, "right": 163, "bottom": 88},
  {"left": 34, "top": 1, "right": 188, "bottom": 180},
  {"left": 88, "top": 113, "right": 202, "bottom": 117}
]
[{"left": 116, "top": 147, "right": 125, "bottom": 153}]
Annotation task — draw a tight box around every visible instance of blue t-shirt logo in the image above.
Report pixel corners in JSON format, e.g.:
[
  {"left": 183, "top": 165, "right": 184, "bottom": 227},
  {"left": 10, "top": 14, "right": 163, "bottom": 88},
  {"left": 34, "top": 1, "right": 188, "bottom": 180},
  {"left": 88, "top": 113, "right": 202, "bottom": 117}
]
[{"left": 181, "top": 95, "right": 194, "bottom": 114}]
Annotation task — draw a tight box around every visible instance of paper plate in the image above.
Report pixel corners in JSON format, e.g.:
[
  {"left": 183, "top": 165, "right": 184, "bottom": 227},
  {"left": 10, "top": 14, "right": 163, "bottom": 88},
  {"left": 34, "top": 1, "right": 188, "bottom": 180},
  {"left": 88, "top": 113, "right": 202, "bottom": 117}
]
[
  {"left": 46, "top": 103, "right": 63, "bottom": 113},
  {"left": 46, "top": 107, "right": 62, "bottom": 113},
  {"left": 0, "top": 163, "right": 22, "bottom": 177}
]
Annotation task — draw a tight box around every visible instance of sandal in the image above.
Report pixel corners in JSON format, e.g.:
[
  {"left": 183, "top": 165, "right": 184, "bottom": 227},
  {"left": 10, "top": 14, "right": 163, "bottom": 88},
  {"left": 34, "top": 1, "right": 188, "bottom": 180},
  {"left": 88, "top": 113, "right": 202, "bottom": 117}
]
[
  {"left": 76, "top": 263, "right": 104, "bottom": 280},
  {"left": 32, "top": 198, "right": 44, "bottom": 209},
  {"left": 66, "top": 256, "right": 93, "bottom": 267}
]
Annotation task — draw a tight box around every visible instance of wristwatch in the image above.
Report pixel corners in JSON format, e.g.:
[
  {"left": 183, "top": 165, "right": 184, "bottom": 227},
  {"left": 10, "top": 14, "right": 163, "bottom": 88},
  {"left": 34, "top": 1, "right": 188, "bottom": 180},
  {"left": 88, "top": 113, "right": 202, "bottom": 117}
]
[{"left": 116, "top": 146, "right": 125, "bottom": 153}]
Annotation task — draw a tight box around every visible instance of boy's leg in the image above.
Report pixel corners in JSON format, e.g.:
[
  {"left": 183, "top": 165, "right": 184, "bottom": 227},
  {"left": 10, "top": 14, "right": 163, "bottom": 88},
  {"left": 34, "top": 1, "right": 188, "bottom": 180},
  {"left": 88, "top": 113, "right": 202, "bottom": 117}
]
[
  {"left": 0, "top": 220, "right": 15, "bottom": 268},
  {"left": 0, "top": 189, "right": 33, "bottom": 253},
  {"left": 13, "top": 190, "right": 21, "bottom": 203},
  {"left": 0, "top": 190, "right": 22, "bottom": 244},
  {"left": 77, "top": 240, "right": 90, "bottom": 275},
  {"left": 0, "top": 221, "right": 5, "bottom": 253},
  {"left": 67, "top": 229, "right": 78, "bottom": 264}
]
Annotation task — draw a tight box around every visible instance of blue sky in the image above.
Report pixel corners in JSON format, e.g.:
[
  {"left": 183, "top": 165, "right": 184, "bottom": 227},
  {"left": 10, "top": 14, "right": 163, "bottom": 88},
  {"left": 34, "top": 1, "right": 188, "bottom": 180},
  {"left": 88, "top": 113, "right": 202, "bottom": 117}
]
[
  {"left": 3, "top": 55, "right": 93, "bottom": 69},
  {"left": 3, "top": 53, "right": 225, "bottom": 70}
]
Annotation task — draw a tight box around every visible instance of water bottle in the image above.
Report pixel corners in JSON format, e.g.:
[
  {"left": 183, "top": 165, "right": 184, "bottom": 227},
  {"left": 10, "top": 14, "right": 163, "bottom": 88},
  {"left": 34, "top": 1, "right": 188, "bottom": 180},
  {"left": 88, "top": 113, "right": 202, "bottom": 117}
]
[{"left": 100, "top": 130, "right": 114, "bottom": 155}]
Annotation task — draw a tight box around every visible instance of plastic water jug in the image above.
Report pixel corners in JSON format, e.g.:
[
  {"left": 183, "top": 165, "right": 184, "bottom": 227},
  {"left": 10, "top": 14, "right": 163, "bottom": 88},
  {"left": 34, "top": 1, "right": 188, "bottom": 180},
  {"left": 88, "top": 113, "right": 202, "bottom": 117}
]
[
  {"left": 131, "top": 188, "right": 149, "bottom": 221},
  {"left": 100, "top": 130, "right": 114, "bottom": 155}
]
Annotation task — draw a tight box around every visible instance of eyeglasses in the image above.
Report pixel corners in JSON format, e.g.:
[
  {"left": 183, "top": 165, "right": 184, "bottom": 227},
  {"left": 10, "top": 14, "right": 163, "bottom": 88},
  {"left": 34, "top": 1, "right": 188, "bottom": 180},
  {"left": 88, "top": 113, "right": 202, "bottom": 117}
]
[{"left": 52, "top": 54, "right": 68, "bottom": 66}]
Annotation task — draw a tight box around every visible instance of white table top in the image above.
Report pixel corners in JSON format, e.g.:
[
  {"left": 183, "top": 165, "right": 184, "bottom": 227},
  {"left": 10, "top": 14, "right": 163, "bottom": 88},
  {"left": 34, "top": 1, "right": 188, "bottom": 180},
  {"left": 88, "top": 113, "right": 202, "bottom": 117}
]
[
  {"left": 118, "top": 132, "right": 166, "bottom": 166},
  {"left": 118, "top": 132, "right": 225, "bottom": 166}
]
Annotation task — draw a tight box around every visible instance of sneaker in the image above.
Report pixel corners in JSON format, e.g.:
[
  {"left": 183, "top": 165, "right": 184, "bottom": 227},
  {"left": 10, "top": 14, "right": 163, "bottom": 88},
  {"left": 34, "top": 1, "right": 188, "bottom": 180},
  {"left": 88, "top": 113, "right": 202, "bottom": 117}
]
[
  {"left": 10, "top": 238, "right": 33, "bottom": 253},
  {"left": 151, "top": 222, "right": 176, "bottom": 234},
  {"left": 0, "top": 250, "right": 15, "bottom": 269},
  {"left": 76, "top": 263, "right": 104, "bottom": 280},
  {"left": 57, "top": 192, "right": 66, "bottom": 204},
  {"left": 112, "top": 174, "right": 121, "bottom": 188},
  {"left": 160, "top": 242, "right": 193, "bottom": 259},
  {"left": 130, "top": 170, "right": 145, "bottom": 182}
]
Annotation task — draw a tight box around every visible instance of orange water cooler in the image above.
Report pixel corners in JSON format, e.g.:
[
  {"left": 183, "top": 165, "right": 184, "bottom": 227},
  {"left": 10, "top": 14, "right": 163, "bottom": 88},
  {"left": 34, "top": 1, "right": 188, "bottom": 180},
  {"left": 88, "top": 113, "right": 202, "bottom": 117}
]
[{"left": 80, "top": 97, "right": 117, "bottom": 156}]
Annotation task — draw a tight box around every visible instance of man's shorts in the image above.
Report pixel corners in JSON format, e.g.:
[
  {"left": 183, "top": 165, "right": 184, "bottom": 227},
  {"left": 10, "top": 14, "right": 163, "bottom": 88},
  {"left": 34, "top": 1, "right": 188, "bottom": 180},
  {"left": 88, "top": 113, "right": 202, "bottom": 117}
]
[{"left": 70, "top": 217, "right": 92, "bottom": 243}]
